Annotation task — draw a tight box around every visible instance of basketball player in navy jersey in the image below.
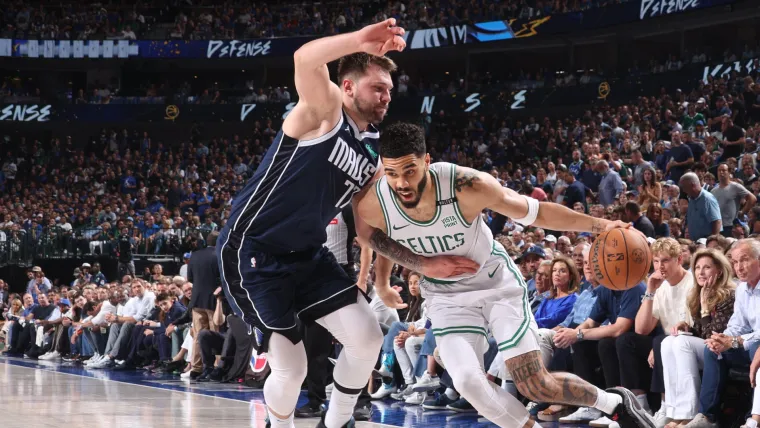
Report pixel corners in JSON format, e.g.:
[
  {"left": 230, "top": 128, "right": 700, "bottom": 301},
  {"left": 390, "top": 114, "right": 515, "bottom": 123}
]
[{"left": 217, "top": 19, "right": 478, "bottom": 428}]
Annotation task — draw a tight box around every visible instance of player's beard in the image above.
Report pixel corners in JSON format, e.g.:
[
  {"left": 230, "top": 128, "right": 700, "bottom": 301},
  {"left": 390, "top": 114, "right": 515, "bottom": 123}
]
[
  {"left": 392, "top": 173, "right": 428, "bottom": 209},
  {"left": 354, "top": 95, "right": 388, "bottom": 125}
]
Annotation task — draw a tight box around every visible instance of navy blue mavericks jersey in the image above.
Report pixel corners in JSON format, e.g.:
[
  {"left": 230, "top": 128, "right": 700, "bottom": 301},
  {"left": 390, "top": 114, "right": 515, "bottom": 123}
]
[{"left": 225, "top": 111, "right": 380, "bottom": 254}]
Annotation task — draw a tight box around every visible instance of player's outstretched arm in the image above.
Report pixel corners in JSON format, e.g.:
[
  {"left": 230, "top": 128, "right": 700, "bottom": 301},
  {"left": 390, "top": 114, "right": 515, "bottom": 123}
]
[
  {"left": 456, "top": 166, "right": 628, "bottom": 234},
  {"left": 286, "top": 19, "right": 405, "bottom": 138}
]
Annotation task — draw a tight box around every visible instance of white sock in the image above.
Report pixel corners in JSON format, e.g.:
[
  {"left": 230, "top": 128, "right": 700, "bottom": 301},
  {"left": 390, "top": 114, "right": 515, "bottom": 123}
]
[
  {"left": 324, "top": 387, "right": 358, "bottom": 428},
  {"left": 593, "top": 388, "right": 623, "bottom": 415},
  {"left": 444, "top": 388, "right": 459, "bottom": 400},
  {"left": 267, "top": 409, "right": 295, "bottom": 428},
  {"left": 745, "top": 419, "right": 758, "bottom": 428}
]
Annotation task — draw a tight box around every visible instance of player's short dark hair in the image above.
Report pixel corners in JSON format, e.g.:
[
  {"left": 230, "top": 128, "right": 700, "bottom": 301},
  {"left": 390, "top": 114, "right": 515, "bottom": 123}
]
[
  {"left": 337, "top": 53, "right": 397, "bottom": 82},
  {"left": 379, "top": 122, "right": 426, "bottom": 159}
]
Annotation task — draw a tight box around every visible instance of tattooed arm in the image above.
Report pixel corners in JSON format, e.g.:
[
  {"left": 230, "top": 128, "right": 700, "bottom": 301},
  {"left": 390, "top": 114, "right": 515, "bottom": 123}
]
[{"left": 454, "top": 166, "right": 621, "bottom": 234}]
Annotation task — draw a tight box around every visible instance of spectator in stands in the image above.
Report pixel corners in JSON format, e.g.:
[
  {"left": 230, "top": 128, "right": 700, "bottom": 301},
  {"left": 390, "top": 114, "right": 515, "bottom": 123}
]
[
  {"left": 519, "top": 245, "right": 546, "bottom": 299},
  {"left": 597, "top": 160, "right": 624, "bottom": 208},
  {"left": 529, "top": 260, "right": 552, "bottom": 313},
  {"left": 680, "top": 172, "right": 722, "bottom": 240},
  {"left": 630, "top": 238, "right": 695, "bottom": 425},
  {"left": 534, "top": 256, "right": 578, "bottom": 329},
  {"left": 89, "top": 281, "right": 155, "bottom": 369},
  {"left": 625, "top": 201, "right": 655, "bottom": 238},
  {"left": 551, "top": 277, "right": 646, "bottom": 425},
  {"left": 6, "top": 292, "right": 59, "bottom": 356},
  {"left": 711, "top": 163, "right": 756, "bottom": 236},
  {"left": 638, "top": 165, "right": 662, "bottom": 211},
  {"left": 558, "top": 164, "right": 586, "bottom": 212},
  {"left": 647, "top": 205, "right": 671, "bottom": 238},
  {"left": 684, "top": 239, "right": 760, "bottom": 428},
  {"left": 659, "top": 249, "right": 735, "bottom": 427}
]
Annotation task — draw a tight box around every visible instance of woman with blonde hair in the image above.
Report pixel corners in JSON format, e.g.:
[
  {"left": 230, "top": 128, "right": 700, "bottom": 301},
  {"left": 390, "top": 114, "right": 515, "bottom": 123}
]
[
  {"left": 533, "top": 256, "right": 579, "bottom": 329},
  {"left": 659, "top": 249, "right": 736, "bottom": 427}
]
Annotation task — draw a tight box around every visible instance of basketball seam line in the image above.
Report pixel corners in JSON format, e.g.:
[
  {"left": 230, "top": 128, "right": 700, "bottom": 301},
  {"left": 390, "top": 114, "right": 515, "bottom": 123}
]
[
  {"left": 621, "top": 229, "right": 629, "bottom": 289},
  {"left": 600, "top": 231, "right": 615, "bottom": 290}
]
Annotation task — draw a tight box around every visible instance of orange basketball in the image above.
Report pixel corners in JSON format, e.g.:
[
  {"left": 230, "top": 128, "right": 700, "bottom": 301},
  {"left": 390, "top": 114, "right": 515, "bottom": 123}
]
[{"left": 590, "top": 228, "right": 652, "bottom": 291}]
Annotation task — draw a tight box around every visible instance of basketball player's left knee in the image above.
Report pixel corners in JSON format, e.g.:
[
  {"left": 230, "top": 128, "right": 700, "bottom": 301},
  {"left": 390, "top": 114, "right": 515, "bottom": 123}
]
[{"left": 344, "top": 316, "right": 383, "bottom": 361}]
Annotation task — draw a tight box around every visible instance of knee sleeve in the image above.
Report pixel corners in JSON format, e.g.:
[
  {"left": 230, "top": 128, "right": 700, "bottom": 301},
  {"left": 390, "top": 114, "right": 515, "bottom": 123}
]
[
  {"left": 263, "top": 333, "right": 307, "bottom": 416},
  {"left": 318, "top": 296, "right": 383, "bottom": 390}
]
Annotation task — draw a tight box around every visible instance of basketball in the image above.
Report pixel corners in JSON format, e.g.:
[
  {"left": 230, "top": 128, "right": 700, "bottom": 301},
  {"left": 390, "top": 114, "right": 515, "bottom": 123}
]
[{"left": 590, "top": 228, "right": 652, "bottom": 290}]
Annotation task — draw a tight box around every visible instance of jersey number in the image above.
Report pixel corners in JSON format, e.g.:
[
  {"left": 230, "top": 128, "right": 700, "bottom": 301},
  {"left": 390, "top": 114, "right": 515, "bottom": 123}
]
[{"left": 336, "top": 179, "right": 359, "bottom": 209}]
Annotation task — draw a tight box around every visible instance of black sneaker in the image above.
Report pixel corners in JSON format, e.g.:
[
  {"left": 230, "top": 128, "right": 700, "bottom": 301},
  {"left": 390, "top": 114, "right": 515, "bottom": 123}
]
[
  {"left": 294, "top": 401, "right": 324, "bottom": 418},
  {"left": 196, "top": 368, "right": 215, "bottom": 382},
  {"left": 352, "top": 404, "right": 372, "bottom": 421},
  {"left": 605, "top": 387, "right": 656, "bottom": 428},
  {"left": 315, "top": 413, "right": 355, "bottom": 428},
  {"left": 188, "top": 371, "right": 203, "bottom": 380},
  {"left": 208, "top": 367, "right": 225, "bottom": 382}
]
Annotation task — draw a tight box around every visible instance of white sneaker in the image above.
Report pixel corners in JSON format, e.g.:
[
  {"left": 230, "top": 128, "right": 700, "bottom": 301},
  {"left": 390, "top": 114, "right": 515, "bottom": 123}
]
[
  {"left": 39, "top": 351, "right": 56, "bottom": 360},
  {"left": 115, "top": 359, "right": 125, "bottom": 365},
  {"left": 525, "top": 401, "right": 539, "bottom": 412},
  {"left": 88, "top": 357, "right": 112, "bottom": 369},
  {"left": 85, "top": 354, "right": 101, "bottom": 366},
  {"left": 405, "top": 392, "right": 426, "bottom": 405},
  {"left": 589, "top": 416, "right": 614, "bottom": 427},
  {"left": 180, "top": 371, "right": 192, "bottom": 379},
  {"left": 653, "top": 407, "right": 672, "bottom": 428},
  {"left": 411, "top": 371, "right": 440, "bottom": 392},
  {"left": 390, "top": 385, "right": 414, "bottom": 401},
  {"left": 370, "top": 383, "right": 397, "bottom": 400},
  {"left": 559, "top": 407, "right": 603, "bottom": 423}
]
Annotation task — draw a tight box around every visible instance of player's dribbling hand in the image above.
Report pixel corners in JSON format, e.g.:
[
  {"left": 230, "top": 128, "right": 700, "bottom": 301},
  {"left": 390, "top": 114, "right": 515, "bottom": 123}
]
[
  {"left": 377, "top": 285, "right": 408, "bottom": 310},
  {"left": 422, "top": 255, "right": 480, "bottom": 279},
  {"left": 358, "top": 18, "right": 406, "bottom": 56}
]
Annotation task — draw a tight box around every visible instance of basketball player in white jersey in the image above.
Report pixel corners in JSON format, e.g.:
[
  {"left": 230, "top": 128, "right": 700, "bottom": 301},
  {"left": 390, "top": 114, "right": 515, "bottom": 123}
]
[{"left": 354, "top": 123, "right": 655, "bottom": 428}]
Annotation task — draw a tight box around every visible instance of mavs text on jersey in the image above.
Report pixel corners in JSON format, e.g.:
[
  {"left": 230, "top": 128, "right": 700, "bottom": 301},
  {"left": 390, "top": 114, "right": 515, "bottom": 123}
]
[{"left": 216, "top": 110, "right": 380, "bottom": 349}]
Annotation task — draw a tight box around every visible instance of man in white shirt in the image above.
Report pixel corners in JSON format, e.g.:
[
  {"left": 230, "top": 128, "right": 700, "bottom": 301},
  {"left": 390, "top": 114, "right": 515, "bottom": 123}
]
[
  {"left": 634, "top": 238, "right": 695, "bottom": 425},
  {"left": 90, "top": 282, "right": 155, "bottom": 369},
  {"left": 83, "top": 290, "right": 126, "bottom": 366}
]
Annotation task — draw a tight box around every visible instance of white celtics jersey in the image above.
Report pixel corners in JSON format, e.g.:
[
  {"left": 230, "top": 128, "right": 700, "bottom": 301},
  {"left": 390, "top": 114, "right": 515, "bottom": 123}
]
[{"left": 376, "top": 162, "right": 524, "bottom": 297}]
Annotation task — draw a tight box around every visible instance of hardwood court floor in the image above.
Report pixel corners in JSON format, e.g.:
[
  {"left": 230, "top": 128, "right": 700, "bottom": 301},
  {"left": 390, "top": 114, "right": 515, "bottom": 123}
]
[{"left": 0, "top": 356, "right": 578, "bottom": 428}]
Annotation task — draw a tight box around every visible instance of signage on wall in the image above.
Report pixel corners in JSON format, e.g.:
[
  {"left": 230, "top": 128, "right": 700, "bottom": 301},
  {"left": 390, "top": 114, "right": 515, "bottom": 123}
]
[{"left": 0, "top": 104, "right": 52, "bottom": 122}]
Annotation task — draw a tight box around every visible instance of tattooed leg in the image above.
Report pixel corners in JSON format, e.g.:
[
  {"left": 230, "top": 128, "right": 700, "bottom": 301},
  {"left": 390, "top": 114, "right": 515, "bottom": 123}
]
[{"left": 506, "top": 350, "right": 598, "bottom": 407}]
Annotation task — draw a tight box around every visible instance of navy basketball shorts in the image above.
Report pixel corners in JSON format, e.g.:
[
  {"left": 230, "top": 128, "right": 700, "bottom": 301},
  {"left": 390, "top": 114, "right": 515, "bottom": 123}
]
[{"left": 217, "top": 228, "right": 359, "bottom": 352}]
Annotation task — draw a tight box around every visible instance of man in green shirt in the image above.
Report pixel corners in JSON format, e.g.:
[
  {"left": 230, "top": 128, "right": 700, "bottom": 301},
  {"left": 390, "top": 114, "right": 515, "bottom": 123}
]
[{"left": 682, "top": 103, "right": 706, "bottom": 132}]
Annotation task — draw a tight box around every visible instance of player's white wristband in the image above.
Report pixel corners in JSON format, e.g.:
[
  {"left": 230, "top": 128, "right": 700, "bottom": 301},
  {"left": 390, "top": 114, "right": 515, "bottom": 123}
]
[{"left": 513, "top": 196, "right": 539, "bottom": 226}]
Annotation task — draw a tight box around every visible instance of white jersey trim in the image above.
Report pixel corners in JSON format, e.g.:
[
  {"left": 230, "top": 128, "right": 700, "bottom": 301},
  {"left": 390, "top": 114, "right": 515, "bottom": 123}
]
[{"left": 297, "top": 115, "right": 344, "bottom": 147}]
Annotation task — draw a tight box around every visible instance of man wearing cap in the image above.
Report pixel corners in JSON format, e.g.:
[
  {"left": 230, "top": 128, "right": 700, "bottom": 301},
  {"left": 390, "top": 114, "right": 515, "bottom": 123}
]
[
  {"left": 179, "top": 252, "right": 191, "bottom": 280},
  {"left": 543, "top": 235, "right": 557, "bottom": 250},
  {"left": 81, "top": 263, "right": 93, "bottom": 283},
  {"left": 519, "top": 246, "right": 547, "bottom": 301},
  {"left": 26, "top": 267, "right": 51, "bottom": 304},
  {"left": 683, "top": 104, "right": 706, "bottom": 133}
]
